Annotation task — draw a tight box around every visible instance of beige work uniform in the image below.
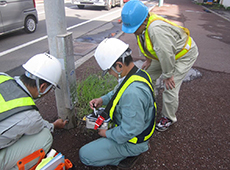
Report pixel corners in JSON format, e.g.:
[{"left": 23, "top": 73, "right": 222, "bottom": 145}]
[{"left": 140, "top": 20, "right": 198, "bottom": 122}]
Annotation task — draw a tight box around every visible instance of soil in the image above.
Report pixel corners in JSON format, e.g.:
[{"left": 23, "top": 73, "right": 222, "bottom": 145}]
[{"left": 36, "top": 56, "right": 230, "bottom": 170}]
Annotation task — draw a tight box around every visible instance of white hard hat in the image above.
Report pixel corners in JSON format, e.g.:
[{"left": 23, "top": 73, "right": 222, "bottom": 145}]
[
  {"left": 22, "top": 53, "right": 62, "bottom": 87},
  {"left": 94, "top": 38, "right": 129, "bottom": 71}
]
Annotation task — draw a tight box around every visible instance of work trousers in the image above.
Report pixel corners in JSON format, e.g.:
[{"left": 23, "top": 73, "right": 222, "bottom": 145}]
[
  {"left": 0, "top": 128, "right": 53, "bottom": 170},
  {"left": 146, "top": 40, "right": 198, "bottom": 122},
  {"left": 79, "top": 137, "right": 149, "bottom": 167}
]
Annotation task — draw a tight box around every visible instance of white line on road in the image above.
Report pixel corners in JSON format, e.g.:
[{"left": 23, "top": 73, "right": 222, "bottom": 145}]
[
  {"left": 67, "top": 9, "right": 121, "bottom": 31},
  {"left": 0, "top": 8, "right": 121, "bottom": 58},
  {"left": 0, "top": 36, "right": 48, "bottom": 57}
]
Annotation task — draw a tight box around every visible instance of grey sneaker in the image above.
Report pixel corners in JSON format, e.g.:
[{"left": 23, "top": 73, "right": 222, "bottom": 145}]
[{"left": 156, "top": 117, "right": 173, "bottom": 132}]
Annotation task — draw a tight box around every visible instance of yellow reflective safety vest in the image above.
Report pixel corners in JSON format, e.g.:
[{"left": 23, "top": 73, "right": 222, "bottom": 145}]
[
  {"left": 108, "top": 67, "right": 157, "bottom": 144},
  {"left": 0, "top": 74, "right": 37, "bottom": 121},
  {"left": 137, "top": 13, "right": 192, "bottom": 61}
]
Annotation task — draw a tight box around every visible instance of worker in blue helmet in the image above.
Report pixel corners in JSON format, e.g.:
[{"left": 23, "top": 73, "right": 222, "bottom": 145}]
[{"left": 121, "top": 0, "right": 199, "bottom": 131}]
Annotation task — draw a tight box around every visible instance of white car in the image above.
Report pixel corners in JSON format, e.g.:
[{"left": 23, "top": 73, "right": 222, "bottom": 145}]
[{"left": 71, "top": 0, "right": 123, "bottom": 10}]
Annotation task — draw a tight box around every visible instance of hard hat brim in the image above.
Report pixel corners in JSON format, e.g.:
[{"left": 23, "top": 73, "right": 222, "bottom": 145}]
[{"left": 122, "top": 24, "right": 141, "bottom": 34}]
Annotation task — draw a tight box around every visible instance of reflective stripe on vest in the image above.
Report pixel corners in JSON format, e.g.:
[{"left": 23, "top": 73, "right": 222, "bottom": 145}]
[
  {"left": 137, "top": 13, "right": 192, "bottom": 60},
  {"left": 109, "top": 69, "right": 157, "bottom": 144},
  {"left": 0, "top": 75, "right": 36, "bottom": 121}
]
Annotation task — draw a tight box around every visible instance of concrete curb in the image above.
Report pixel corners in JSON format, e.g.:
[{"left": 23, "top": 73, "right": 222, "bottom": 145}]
[{"left": 202, "top": 6, "right": 230, "bottom": 22}]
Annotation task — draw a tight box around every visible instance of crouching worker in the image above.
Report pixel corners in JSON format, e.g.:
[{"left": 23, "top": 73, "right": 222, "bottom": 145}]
[
  {"left": 0, "top": 53, "right": 67, "bottom": 170},
  {"left": 79, "top": 38, "right": 157, "bottom": 169}
]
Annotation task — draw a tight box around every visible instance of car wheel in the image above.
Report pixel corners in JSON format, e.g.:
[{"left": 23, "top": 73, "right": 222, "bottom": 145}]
[
  {"left": 105, "top": 0, "right": 111, "bottom": 10},
  {"left": 77, "top": 5, "right": 85, "bottom": 9},
  {"left": 24, "top": 16, "right": 37, "bottom": 33}
]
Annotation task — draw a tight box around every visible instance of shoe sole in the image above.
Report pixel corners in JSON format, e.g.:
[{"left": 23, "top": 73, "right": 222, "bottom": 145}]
[
  {"left": 155, "top": 121, "right": 176, "bottom": 132},
  {"left": 155, "top": 126, "right": 169, "bottom": 132}
]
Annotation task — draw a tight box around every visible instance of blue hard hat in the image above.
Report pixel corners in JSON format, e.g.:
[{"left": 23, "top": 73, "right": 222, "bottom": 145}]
[{"left": 121, "top": 0, "right": 149, "bottom": 33}]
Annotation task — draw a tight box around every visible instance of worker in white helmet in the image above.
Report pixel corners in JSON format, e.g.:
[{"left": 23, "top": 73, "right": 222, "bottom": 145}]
[
  {"left": 121, "top": 0, "right": 199, "bottom": 131},
  {"left": 79, "top": 38, "right": 157, "bottom": 169},
  {"left": 0, "top": 53, "right": 67, "bottom": 170}
]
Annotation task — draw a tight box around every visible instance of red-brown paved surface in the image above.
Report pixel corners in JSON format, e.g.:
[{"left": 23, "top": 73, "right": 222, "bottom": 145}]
[{"left": 36, "top": 0, "right": 230, "bottom": 169}]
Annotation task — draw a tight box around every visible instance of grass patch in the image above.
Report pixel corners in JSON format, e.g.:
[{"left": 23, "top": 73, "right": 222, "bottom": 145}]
[
  {"left": 209, "top": 4, "right": 225, "bottom": 10},
  {"left": 201, "top": 2, "right": 230, "bottom": 10},
  {"left": 76, "top": 73, "right": 117, "bottom": 119}
]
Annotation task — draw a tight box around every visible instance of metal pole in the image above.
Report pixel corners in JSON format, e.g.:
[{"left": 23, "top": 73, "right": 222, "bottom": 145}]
[
  {"left": 44, "top": 0, "right": 67, "bottom": 55},
  {"left": 159, "top": 0, "right": 164, "bottom": 7},
  {"left": 44, "top": 0, "right": 77, "bottom": 129}
]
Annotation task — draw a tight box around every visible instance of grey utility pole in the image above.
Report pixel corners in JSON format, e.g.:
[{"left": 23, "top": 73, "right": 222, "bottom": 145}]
[
  {"left": 159, "top": 0, "right": 164, "bottom": 7},
  {"left": 44, "top": 0, "right": 77, "bottom": 129}
]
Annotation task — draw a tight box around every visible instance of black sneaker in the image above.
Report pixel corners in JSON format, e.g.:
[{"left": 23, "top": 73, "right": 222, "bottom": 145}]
[
  {"left": 156, "top": 117, "right": 174, "bottom": 132},
  {"left": 117, "top": 155, "right": 140, "bottom": 169}
]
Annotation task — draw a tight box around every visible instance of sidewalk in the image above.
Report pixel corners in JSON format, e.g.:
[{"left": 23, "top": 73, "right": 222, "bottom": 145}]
[{"left": 37, "top": 0, "right": 230, "bottom": 169}]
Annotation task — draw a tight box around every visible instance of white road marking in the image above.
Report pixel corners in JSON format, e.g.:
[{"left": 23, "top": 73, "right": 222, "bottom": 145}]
[{"left": 0, "top": 8, "right": 121, "bottom": 57}]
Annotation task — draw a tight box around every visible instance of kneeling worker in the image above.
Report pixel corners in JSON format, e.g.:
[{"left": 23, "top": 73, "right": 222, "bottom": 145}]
[
  {"left": 0, "top": 53, "right": 67, "bottom": 169},
  {"left": 79, "top": 38, "right": 157, "bottom": 169}
]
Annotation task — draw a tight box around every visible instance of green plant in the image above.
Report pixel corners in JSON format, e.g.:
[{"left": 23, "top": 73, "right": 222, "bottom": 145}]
[
  {"left": 76, "top": 73, "right": 117, "bottom": 119},
  {"left": 209, "top": 4, "right": 225, "bottom": 9}
]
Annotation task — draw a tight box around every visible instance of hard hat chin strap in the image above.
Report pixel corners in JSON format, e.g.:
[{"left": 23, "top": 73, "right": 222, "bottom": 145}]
[
  {"left": 35, "top": 78, "right": 53, "bottom": 98},
  {"left": 110, "top": 49, "right": 132, "bottom": 78},
  {"left": 36, "top": 78, "right": 42, "bottom": 98},
  {"left": 25, "top": 71, "right": 53, "bottom": 98},
  {"left": 111, "top": 66, "right": 122, "bottom": 78}
]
